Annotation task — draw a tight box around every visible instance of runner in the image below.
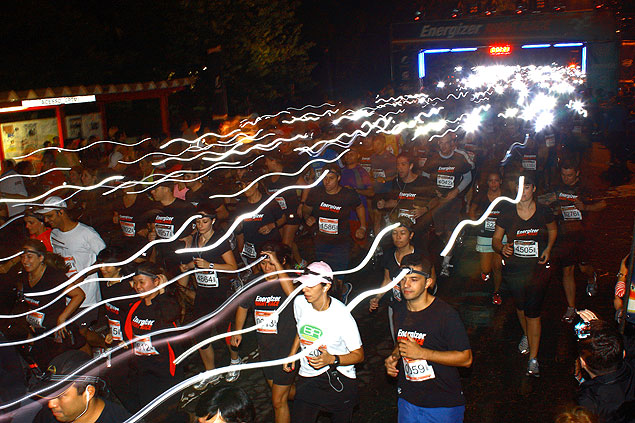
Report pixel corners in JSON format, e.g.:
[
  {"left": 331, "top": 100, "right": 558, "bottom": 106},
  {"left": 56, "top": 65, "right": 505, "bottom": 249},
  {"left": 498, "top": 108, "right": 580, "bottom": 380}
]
[
  {"left": 262, "top": 152, "right": 307, "bottom": 266},
  {"left": 112, "top": 175, "right": 156, "bottom": 248},
  {"left": 36, "top": 196, "right": 106, "bottom": 332},
  {"left": 195, "top": 386, "right": 256, "bottom": 423},
  {"left": 369, "top": 135, "right": 398, "bottom": 236},
  {"left": 384, "top": 254, "right": 472, "bottom": 423},
  {"left": 20, "top": 239, "right": 86, "bottom": 364},
  {"left": 422, "top": 133, "right": 474, "bottom": 277},
  {"left": 231, "top": 242, "right": 297, "bottom": 423},
  {"left": 302, "top": 164, "right": 366, "bottom": 302},
  {"left": 234, "top": 171, "right": 286, "bottom": 266},
  {"left": 369, "top": 218, "right": 436, "bottom": 339},
  {"left": 468, "top": 170, "right": 506, "bottom": 305},
  {"left": 492, "top": 174, "right": 557, "bottom": 376},
  {"left": 124, "top": 262, "right": 187, "bottom": 422},
  {"left": 178, "top": 201, "right": 240, "bottom": 390},
  {"left": 283, "top": 261, "right": 364, "bottom": 423},
  {"left": 539, "top": 160, "right": 607, "bottom": 323}
]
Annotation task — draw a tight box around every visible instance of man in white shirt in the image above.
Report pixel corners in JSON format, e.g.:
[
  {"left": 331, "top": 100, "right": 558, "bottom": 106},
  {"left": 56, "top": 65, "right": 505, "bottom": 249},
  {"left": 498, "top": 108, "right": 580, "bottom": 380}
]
[
  {"left": 283, "top": 261, "right": 364, "bottom": 423},
  {"left": 37, "top": 196, "right": 106, "bottom": 327},
  {"left": 0, "top": 160, "right": 28, "bottom": 217}
]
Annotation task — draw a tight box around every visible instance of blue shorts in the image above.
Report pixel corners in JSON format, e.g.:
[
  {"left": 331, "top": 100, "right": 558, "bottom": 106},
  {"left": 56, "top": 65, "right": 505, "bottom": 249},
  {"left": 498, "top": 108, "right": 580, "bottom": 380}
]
[{"left": 398, "top": 398, "right": 465, "bottom": 423}]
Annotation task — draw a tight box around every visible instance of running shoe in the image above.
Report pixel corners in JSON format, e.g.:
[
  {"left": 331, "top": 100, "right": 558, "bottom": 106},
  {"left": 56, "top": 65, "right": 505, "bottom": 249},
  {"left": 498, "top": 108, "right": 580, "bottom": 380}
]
[
  {"left": 586, "top": 272, "right": 598, "bottom": 297},
  {"left": 225, "top": 360, "right": 241, "bottom": 383},
  {"left": 518, "top": 335, "right": 529, "bottom": 355},
  {"left": 562, "top": 307, "right": 576, "bottom": 324},
  {"left": 481, "top": 272, "right": 491, "bottom": 282},
  {"left": 526, "top": 358, "right": 540, "bottom": 377},
  {"left": 440, "top": 263, "right": 453, "bottom": 278},
  {"left": 492, "top": 292, "right": 502, "bottom": 306},
  {"left": 341, "top": 282, "right": 353, "bottom": 305},
  {"left": 193, "top": 373, "right": 223, "bottom": 391}
]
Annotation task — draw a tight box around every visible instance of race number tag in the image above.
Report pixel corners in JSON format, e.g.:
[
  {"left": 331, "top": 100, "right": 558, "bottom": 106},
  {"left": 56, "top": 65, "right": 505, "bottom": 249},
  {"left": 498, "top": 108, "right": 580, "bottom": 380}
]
[
  {"left": 522, "top": 157, "right": 537, "bottom": 171},
  {"left": 403, "top": 357, "right": 436, "bottom": 382},
  {"left": 561, "top": 205, "right": 582, "bottom": 221},
  {"left": 513, "top": 240, "right": 539, "bottom": 258},
  {"left": 196, "top": 271, "right": 219, "bottom": 288},
  {"left": 484, "top": 217, "right": 496, "bottom": 231},
  {"left": 318, "top": 217, "right": 339, "bottom": 235},
  {"left": 155, "top": 223, "right": 174, "bottom": 239},
  {"left": 392, "top": 286, "right": 402, "bottom": 302},
  {"left": 241, "top": 242, "right": 257, "bottom": 259},
  {"left": 275, "top": 196, "right": 287, "bottom": 210},
  {"left": 372, "top": 169, "right": 386, "bottom": 180},
  {"left": 27, "top": 311, "right": 45, "bottom": 329},
  {"left": 64, "top": 257, "right": 78, "bottom": 276},
  {"left": 120, "top": 219, "right": 135, "bottom": 237},
  {"left": 255, "top": 310, "right": 278, "bottom": 334},
  {"left": 545, "top": 135, "right": 555, "bottom": 147},
  {"left": 134, "top": 337, "right": 159, "bottom": 356},
  {"left": 107, "top": 318, "right": 123, "bottom": 341},
  {"left": 436, "top": 174, "right": 455, "bottom": 189}
]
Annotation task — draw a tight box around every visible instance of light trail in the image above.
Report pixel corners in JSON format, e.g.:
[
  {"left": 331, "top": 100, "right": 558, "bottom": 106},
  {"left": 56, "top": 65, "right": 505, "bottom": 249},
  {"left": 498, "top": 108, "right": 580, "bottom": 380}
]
[
  {"left": 12, "top": 138, "right": 150, "bottom": 160},
  {"left": 0, "top": 176, "right": 123, "bottom": 206},
  {"left": 0, "top": 167, "right": 71, "bottom": 184}
]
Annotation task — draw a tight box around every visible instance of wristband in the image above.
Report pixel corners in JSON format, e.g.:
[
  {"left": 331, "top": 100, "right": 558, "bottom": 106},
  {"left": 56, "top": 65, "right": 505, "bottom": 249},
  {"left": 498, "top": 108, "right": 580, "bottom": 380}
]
[{"left": 333, "top": 355, "right": 340, "bottom": 366}]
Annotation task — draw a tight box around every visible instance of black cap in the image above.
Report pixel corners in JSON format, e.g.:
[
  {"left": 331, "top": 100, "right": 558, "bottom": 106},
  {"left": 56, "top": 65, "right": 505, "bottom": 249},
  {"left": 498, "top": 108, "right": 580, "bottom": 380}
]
[{"left": 30, "top": 350, "right": 104, "bottom": 399}]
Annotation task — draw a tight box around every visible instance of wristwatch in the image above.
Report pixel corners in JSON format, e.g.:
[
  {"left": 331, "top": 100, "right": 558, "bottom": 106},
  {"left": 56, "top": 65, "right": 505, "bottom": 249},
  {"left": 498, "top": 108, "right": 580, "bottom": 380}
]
[{"left": 333, "top": 355, "right": 340, "bottom": 366}]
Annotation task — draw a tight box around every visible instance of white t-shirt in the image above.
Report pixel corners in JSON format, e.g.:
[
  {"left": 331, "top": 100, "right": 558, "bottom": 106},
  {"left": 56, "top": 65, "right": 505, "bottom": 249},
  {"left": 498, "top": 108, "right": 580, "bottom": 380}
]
[
  {"left": 50, "top": 223, "right": 106, "bottom": 307},
  {"left": 293, "top": 295, "right": 362, "bottom": 379},
  {"left": 0, "top": 170, "right": 28, "bottom": 216}
]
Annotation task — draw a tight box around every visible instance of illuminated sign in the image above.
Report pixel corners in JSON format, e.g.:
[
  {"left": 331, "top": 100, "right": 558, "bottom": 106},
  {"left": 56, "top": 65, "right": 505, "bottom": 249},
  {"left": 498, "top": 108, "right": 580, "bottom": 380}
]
[
  {"left": 22, "top": 95, "right": 96, "bottom": 108},
  {"left": 489, "top": 45, "right": 511, "bottom": 55}
]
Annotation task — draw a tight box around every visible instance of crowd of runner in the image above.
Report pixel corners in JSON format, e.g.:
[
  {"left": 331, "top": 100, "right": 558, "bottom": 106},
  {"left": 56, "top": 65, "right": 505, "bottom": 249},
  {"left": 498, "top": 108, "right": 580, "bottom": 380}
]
[{"left": 0, "top": 82, "right": 633, "bottom": 423}]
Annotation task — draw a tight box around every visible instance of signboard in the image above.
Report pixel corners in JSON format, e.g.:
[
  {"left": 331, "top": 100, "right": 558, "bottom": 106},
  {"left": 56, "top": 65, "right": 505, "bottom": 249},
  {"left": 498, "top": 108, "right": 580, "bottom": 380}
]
[
  {"left": 22, "top": 95, "right": 96, "bottom": 108},
  {"left": 65, "top": 113, "right": 103, "bottom": 140},
  {"left": 489, "top": 45, "right": 512, "bottom": 55},
  {"left": 1, "top": 118, "right": 59, "bottom": 159}
]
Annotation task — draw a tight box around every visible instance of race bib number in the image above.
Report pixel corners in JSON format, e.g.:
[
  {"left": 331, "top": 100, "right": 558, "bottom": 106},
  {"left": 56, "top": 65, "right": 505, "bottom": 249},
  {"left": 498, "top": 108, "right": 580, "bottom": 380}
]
[
  {"left": 64, "top": 257, "right": 78, "bottom": 276},
  {"left": 372, "top": 169, "right": 386, "bottom": 180},
  {"left": 241, "top": 242, "right": 257, "bottom": 259},
  {"left": 120, "top": 220, "right": 135, "bottom": 237},
  {"left": 545, "top": 135, "right": 555, "bottom": 147},
  {"left": 318, "top": 217, "right": 339, "bottom": 235},
  {"left": 392, "top": 286, "right": 402, "bottom": 302},
  {"left": 275, "top": 196, "right": 287, "bottom": 210},
  {"left": 107, "top": 318, "right": 123, "bottom": 341},
  {"left": 485, "top": 217, "right": 496, "bottom": 231},
  {"left": 513, "top": 240, "right": 539, "bottom": 258},
  {"left": 255, "top": 310, "right": 278, "bottom": 334},
  {"left": 196, "top": 271, "right": 219, "bottom": 288},
  {"left": 134, "top": 337, "right": 159, "bottom": 356},
  {"left": 522, "top": 159, "right": 537, "bottom": 171},
  {"left": 155, "top": 223, "right": 174, "bottom": 239},
  {"left": 436, "top": 174, "right": 455, "bottom": 189},
  {"left": 561, "top": 205, "right": 582, "bottom": 221},
  {"left": 403, "top": 357, "right": 436, "bottom": 382},
  {"left": 398, "top": 209, "right": 416, "bottom": 224},
  {"left": 27, "top": 311, "right": 45, "bottom": 329}
]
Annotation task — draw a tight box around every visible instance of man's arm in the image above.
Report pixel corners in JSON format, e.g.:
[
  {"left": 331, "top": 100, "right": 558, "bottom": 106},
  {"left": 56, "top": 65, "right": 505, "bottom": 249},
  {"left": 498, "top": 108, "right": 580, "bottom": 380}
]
[{"left": 398, "top": 335, "right": 472, "bottom": 367}]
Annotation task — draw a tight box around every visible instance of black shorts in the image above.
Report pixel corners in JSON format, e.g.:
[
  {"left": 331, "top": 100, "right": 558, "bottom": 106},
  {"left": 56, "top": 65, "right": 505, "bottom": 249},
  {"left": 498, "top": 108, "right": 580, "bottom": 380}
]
[
  {"left": 191, "top": 296, "right": 233, "bottom": 346},
  {"left": 260, "top": 349, "right": 298, "bottom": 386},
  {"left": 554, "top": 232, "right": 588, "bottom": 267},
  {"left": 293, "top": 371, "right": 358, "bottom": 416},
  {"left": 504, "top": 262, "right": 552, "bottom": 318}
]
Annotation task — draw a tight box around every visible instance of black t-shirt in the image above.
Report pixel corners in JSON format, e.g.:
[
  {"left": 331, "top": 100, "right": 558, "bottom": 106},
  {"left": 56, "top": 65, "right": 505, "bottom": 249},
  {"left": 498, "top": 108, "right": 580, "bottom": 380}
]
[
  {"left": 99, "top": 280, "right": 136, "bottom": 343},
  {"left": 185, "top": 230, "right": 234, "bottom": 314},
  {"left": 496, "top": 203, "right": 555, "bottom": 268},
  {"left": 124, "top": 293, "right": 181, "bottom": 376},
  {"left": 184, "top": 185, "right": 225, "bottom": 210},
  {"left": 423, "top": 151, "right": 473, "bottom": 195},
  {"left": 239, "top": 279, "right": 296, "bottom": 354},
  {"left": 393, "top": 298, "right": 471, "bottom": 408},
  {"left": 235, "top": 195, "right": 283, "bottom": 257},
  {"left": 306, "top": 185, "right": 361, "bottom": 244},
  {"left": 114, "top": 193, "right": 154, "bottom": 239},
  {"left": 153, "top": 199, "right": 196, "bottom": 240},
  {"left": 549, "top": 182, "right": 594, "bottom": 235},
  {"left": 381, "top": 246, "right": 418, "bottom": 307},
  {"left": 22, "top": 267, "right": 68, "bottom": 332},
  {"left": 262, "top": 175, "right": 300, "bottom": 216},
  {"left": 471, "top": 190, "right": 504, "bottom": 238},
  {"left": 387, "top": 176, "right": 436, "bottom": 223},
  {"left": 96, "top": 399, "right": 132, "bottom": 422}
]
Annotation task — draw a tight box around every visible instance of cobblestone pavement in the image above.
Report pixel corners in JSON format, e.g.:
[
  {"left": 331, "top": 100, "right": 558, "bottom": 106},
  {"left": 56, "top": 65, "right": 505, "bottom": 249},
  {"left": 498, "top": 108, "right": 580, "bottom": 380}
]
[{"left": 174, "top": 143, "right": 635, "bottom": 422}]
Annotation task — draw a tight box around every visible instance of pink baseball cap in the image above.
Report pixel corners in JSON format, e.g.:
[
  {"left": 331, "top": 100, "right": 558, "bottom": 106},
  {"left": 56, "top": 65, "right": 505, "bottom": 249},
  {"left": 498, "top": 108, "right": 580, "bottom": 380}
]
[{"left": 296, "top": 261, "right": 334, "bottom": 287}]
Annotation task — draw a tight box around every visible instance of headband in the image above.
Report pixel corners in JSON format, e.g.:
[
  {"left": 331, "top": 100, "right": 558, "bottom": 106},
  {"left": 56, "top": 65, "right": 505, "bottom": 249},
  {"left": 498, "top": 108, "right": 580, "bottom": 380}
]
[
  {"left": 400, "top": 266, "right": 430, "bottom": 278},
  {"left": 23, "top": 249, "right": 44, "bottom": 257},
  {"left": 135, "top": 269, "right": 158, "bottom": 279}
]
